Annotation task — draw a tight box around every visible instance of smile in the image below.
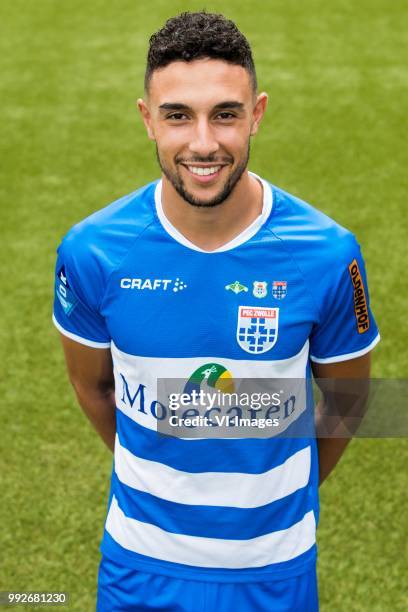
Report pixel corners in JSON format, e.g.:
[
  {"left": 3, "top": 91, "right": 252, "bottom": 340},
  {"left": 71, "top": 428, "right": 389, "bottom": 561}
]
[
  {"left": 187, "top": 165, "right": 221, "bottom": 176},
  {"left": 181, "top": 164, "right": 227, "bottom": 184}
]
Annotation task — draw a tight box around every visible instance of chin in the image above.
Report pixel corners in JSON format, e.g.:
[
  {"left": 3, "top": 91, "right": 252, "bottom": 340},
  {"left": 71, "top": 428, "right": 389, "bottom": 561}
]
[{"left": 185, "top": 190, "right": 231, "bottom": 208}]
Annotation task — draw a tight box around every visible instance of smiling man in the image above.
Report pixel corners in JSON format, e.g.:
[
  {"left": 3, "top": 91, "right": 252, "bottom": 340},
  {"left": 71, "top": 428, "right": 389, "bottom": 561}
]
[
  {"left": 53, "top": 11, "right": 380, "bottom": 612},
  {"left": 138, "top": 46, "right": 267, "bottom": 252}
]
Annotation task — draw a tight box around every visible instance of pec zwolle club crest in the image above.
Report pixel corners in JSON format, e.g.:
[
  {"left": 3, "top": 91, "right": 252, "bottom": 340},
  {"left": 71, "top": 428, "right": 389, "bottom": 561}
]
[{"left": 237, "top": 306, "right": 279, "bottom": 354}]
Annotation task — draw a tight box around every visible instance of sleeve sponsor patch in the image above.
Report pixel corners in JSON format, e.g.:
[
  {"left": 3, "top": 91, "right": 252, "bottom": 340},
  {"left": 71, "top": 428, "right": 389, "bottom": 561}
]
[
  {"left": 348, "top": 259, "right": 370, "bottom": 334},
  {"left": 55, "top": 265, "right": 79, "bottom": 316}
]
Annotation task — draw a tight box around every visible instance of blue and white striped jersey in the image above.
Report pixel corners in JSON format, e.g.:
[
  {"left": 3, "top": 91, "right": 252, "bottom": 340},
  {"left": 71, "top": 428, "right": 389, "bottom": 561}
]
[{"left": 53, "top": 175, "right": 380, "bottom": 581}]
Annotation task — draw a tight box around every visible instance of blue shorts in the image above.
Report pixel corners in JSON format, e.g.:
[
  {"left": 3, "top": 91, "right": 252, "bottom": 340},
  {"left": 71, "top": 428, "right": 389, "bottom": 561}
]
[{"left": 96, "top": 556, "right": 319, "bottom": 611}]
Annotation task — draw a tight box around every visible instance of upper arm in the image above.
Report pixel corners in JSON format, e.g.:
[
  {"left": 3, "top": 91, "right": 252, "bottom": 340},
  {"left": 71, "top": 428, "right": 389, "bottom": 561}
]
[
  {"left": 312, "top": 352, "right": 372, "bottom": 435},
  {"left": 312, "top": 352, "right": 372, "bottom": 405},
  {"left": 307, "top": 233, "right": 379, "bottom": 419},
  {"left": 311, "top": 351, "right": 371, "bottom": 380},
  {"left": 59, "top": 333, "right": 114, "bottom": 396}
]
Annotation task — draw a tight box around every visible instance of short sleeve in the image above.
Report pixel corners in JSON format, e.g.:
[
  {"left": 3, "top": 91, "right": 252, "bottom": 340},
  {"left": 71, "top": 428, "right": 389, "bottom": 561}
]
[
  {"left": 52, "top": 235, "right": 111, "bottom": 348},
  {"left": 309, "top": 237, "right": 380, "bottom": 363}
]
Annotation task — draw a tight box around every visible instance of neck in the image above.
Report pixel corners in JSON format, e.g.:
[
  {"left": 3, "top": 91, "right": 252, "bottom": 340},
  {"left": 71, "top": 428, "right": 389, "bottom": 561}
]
[{"left": 160, "top": 171, "right": 263, "bottom": 252}]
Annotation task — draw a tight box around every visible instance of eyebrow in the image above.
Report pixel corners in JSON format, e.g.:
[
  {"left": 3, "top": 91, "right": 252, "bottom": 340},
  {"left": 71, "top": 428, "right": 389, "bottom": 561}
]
[{"left": 158, "top": 101, "right": 245, "bottom": 113}]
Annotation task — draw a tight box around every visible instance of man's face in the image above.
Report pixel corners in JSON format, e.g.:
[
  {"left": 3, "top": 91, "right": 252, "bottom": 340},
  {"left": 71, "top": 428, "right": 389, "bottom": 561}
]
[{"left": 138, "top": 59, "right": 267, "bottom": 207}]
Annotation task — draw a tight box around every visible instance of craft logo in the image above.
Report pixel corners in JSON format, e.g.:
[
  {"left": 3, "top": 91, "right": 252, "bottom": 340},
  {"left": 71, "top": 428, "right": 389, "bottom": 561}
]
[
  {"left": 272, "top": 280, "right": 287, "bottom": 300},
  {"left": 252, "top": 281, "right": 267, "bottom": 298},
  {"left": 120, "top": 278, "right": 187, "bottom": 292},
  {"left": 225, "top": 280, "right": 248, "bottom": 295},
  {"left": 56, "top": 265, "right": 78, "bottom": 316},
  {"left": 237, "top": 306, "right": 279, "bottom": 354},
  {"left": 348, "top": 259, "right": 369, "bottom": 333}
]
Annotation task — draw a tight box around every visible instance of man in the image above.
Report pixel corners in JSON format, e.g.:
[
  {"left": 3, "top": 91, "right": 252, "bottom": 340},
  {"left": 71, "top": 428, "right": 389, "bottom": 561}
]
[{"left": 53, "top": 11, "right": 380, "bottom": 611}]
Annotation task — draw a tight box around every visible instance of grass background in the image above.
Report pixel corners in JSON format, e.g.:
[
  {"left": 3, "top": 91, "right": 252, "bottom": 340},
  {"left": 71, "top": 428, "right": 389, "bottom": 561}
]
[{"left": 0, "top": 0, "right": 407, "bottom": 609}]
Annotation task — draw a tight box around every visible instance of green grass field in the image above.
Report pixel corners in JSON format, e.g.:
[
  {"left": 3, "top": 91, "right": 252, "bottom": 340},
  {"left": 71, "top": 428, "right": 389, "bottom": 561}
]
[{"left": 1, "top": 0, "right": 407, "bottom": 610}]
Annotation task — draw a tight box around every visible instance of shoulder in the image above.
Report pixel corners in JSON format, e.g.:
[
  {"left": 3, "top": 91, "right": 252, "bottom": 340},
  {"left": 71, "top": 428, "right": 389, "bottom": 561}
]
[
  {"left": 266, "top": 183, "right": 360, "bottom": 268},
  {"left": 58, "top": 180, "right": 158, "bottom": 274}
]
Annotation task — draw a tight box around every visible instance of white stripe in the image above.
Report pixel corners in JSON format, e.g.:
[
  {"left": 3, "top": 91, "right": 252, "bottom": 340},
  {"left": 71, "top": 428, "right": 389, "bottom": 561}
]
[
  {"left": 52, "top": 315, "right": 111, "bottom": 348},
  {"left": 114, "top": 436, "right": 310, "bottom": 508},
  {"left": 155, "top": 172, "right": 273, "bottom": 253},
  {"left": 112, "top": 339, "right": 309, "bottom": 434},
  {"left": 112, "top": 337, "right": 309, "bottom": 376},
  {"left": 106, "top": 496, "right": 316, "bottom": 568},
  {"left": 310, "top": 333, "right": 380, "bottom": 364}
]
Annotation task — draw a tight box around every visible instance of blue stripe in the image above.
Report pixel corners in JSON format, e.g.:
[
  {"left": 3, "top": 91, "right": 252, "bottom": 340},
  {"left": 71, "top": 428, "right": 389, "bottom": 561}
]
[
  {"left": 111, "top": 471, "right": 313, "bottom": 540},
  {"left": 116, "top": 409, "right": 316, "bottom": 474}
]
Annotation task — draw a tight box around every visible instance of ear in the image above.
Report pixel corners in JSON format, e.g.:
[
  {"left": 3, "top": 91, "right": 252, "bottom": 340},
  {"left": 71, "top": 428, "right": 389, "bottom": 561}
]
[
  {"left": 137, "top": 98, "right": 155, "bottom": 141},
  {"left": 250, "top": 92, "right": 268, "bottom": 136}
]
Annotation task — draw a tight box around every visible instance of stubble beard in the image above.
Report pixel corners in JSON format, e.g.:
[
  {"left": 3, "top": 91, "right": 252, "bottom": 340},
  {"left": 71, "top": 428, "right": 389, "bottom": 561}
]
[{"left": 155, "top": 142, "right": 251, "bottom": 208}]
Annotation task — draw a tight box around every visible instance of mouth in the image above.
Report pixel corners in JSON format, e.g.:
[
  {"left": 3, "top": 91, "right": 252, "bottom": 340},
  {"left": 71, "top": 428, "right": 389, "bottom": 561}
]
[{"left": 181, "top": 163, "right": 227, "bottom": 184}]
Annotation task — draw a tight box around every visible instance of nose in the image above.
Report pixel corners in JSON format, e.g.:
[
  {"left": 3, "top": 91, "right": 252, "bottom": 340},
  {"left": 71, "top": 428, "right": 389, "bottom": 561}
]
[{"left": 188, "top": 117, "right": 219, "bottom": 158}]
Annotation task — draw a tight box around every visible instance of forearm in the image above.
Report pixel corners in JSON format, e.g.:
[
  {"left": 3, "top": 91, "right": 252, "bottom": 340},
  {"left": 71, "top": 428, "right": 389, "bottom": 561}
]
[
  {"left": 73, "top": 386, "right": 116, "bottom": 452},
  {"left": 312, "top": 353, "right": 372, "bottom": 485},
  {"left": 316, "top": 437, "right": 351, "bottom": 485},
  {"left": 315, "top": 397, "right": 358, "bottom": 485},
  {"left": 316, "top": 398, "right": 351, "bottom": 486}
]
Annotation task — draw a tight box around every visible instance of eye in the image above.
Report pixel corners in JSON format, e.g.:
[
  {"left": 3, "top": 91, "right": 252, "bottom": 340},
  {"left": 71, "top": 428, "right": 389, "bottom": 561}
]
[
  {"left": 216, "top": 112, "right": 236, "bottom": 120},
  {"left": 166, "top": 113, "right": 189, "bottom": 121}
]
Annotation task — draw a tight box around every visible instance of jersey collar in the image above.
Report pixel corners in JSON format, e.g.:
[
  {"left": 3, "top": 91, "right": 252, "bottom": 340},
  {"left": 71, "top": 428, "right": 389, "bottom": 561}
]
[{"left": 154, "top": 172, "right": 273, "bottom": 253}]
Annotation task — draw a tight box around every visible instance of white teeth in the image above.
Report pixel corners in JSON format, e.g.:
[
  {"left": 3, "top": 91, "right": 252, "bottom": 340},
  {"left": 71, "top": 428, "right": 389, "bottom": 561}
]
[{"left": 187, "top": 166, "right": 221, "bottom": 176}]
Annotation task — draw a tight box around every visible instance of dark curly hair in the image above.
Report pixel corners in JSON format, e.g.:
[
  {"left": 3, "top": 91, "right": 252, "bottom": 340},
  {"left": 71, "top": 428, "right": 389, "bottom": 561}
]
[{"left": 145, "top": 12, "right": 257, "bottom": 92}]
